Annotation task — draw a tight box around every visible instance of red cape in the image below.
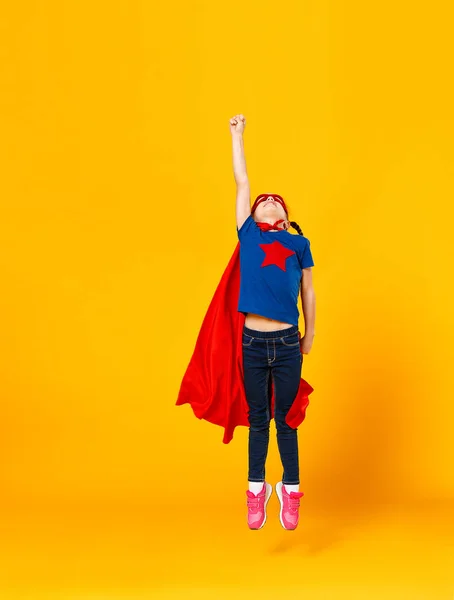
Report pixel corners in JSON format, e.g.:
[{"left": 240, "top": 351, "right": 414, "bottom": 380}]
[{"left": 176, "top": 242, "right": 314, "bottom": 444}]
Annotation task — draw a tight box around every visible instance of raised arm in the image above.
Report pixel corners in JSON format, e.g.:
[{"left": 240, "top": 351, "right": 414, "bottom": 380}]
[{"left": 229, "top": 114, "right": 251, "bottom": 230}]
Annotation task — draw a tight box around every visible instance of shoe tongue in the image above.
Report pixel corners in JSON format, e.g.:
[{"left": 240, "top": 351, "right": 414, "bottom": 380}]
[
  {"left": 246, "top": 490, "right": 258, "bottom": 498},
  {"left": 289, "top": 491, "right": 304, "bottom": 498}
]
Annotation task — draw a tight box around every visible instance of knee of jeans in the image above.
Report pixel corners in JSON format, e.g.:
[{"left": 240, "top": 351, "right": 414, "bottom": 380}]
[
  {"left": 249, "top": 419, "right": 270, "bottom": 432},
  {"left": 275, "top": 418, "right": 297, "bottom": 434}
]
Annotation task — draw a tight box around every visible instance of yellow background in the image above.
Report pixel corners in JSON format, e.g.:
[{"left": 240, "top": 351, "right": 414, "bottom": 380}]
[{"left": 0, "top": 0, "right": 453, "bottom": 598}]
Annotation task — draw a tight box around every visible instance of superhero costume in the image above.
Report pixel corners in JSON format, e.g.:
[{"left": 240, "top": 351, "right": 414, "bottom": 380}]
[{"left": 175, "top": 194, "right": 315, "bottom": 444}]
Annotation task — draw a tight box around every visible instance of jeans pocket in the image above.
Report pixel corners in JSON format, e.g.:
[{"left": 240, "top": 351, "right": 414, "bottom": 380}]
[
  {"left": 242, "top": 333, "right": 254, "bottom": 347},
  {"left": 280, "top": 332, "right": 300, "bottom": 347}
]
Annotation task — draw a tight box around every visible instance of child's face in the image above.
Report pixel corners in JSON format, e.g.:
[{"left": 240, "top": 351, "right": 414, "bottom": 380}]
[{"left": 253, "top": 196, "right": 288, "bottom": 222}]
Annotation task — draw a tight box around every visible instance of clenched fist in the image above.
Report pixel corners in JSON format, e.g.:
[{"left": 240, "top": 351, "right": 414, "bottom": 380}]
[{"left": 229, "top": 114, "right": 246, "bottom": 136}]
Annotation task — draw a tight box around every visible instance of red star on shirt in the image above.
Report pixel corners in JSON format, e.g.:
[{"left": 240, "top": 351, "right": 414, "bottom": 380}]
[{"left": 259, "top": 240, "right": 296, "bottom": 271}]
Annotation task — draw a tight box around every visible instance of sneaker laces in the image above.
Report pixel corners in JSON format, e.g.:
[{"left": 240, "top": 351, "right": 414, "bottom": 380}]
[
  {"left": 288, "top": 497, "right": 300, "bottom": 511},
  {"left": 247, "top": 496, "right": 261, "bottom": 512}
]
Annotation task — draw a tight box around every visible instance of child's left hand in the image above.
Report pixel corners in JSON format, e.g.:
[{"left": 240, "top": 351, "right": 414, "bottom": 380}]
[{"left": 300, "top": 334, "right": 314, "bottom": 355}]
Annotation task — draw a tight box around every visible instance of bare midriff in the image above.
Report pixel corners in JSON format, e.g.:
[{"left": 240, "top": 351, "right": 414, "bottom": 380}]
[{"left": 244, "top": 312, "right": 295, "bottom": 332}]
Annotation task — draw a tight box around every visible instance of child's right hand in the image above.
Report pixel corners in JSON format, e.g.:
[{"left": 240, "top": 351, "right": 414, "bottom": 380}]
[{"left": 229, "top": 114, "right": 246, "bottom": 136}]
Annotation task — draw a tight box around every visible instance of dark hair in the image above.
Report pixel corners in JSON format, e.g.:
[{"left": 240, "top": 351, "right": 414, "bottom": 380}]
[
  {"left": 289, "top": 220, "right": 304, "bottom": 236},
  {"left": 283, "top": 201, "right": 304, "bottom": 236}
]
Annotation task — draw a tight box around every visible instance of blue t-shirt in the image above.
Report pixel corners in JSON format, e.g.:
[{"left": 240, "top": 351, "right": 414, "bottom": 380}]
[{"left": 236, "top": 214, "right": 314, "bottom": 325}]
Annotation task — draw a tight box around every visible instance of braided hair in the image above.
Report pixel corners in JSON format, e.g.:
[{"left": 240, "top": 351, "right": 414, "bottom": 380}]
[
  {"left": 289, "top": 220, "right": 304, "bottom": 236},
  {"left": 283, "top": 199, "right": 304, "bottom": 236}
]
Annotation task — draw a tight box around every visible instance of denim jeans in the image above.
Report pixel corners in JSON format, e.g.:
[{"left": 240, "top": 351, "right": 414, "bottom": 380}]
[{"left": 242, "top": 323, "right": 303, "bottom": 485}]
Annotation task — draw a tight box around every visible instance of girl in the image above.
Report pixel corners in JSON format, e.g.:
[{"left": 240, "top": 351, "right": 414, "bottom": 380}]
[{"left": 230, "top": 114, "right": 316, "bottom": 530}]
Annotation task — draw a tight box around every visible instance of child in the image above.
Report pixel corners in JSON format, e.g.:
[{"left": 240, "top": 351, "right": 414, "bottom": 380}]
[
  {"left": 176, "top": 114, "right": 316, "bottom": 531},
  {"left": 231, "top": 114, "right": 316, "bottom": 530}
]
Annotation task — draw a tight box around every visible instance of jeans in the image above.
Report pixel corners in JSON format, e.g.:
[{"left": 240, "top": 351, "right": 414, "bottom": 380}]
[{"left": 242, "top": 323, "right": 303, "bottom": 485}]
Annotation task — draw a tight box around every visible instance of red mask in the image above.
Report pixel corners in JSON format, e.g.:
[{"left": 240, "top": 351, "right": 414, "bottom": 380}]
[{"left": 251, "top": 194, "right": 288, "bottom": 214}]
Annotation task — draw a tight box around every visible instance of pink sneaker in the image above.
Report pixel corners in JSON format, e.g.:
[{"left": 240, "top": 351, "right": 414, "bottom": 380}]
[
  {"left": 246, "top": 481, "right": 273, "bottom": 529},
  {"left": 275, "top": 481, "right": 304, "bottom": 530}
]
